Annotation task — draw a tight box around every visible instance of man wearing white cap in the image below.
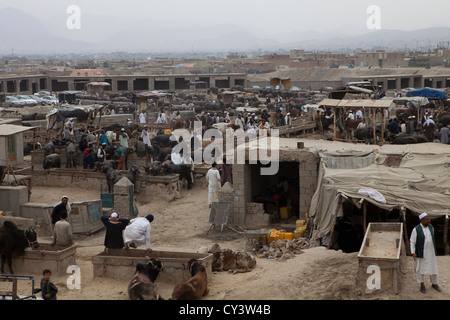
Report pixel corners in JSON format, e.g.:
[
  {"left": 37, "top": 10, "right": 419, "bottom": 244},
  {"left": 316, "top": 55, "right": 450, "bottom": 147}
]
[
  {"left": 140, "top": 125, "right": 152, "bottom": 148},
  {"left": 51, "top": 195, "right": 71, "bottom": 225},
  {"left": 423, "top": 116, "right": 435, "bottom": 142},
  {"left": 100, "top": 212, "right": 130, "bottom": 250},
  {"left": 410, "top": 212, "right": 441, "bottom": 293},
  {"left": 119, "top": 128, "right": 129, "bottom": 148}
]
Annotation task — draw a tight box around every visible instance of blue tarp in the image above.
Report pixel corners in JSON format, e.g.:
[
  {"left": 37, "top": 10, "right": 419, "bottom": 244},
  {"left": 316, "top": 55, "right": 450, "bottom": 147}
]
[{"left": 406, "top": 87, "right": 447, "bottom": 100}]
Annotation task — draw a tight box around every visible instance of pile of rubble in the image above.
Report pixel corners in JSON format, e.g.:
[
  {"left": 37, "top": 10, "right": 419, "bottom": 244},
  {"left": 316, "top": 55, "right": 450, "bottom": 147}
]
[{"left": 256, "top": 238, "right": 309, "bottom": 261}]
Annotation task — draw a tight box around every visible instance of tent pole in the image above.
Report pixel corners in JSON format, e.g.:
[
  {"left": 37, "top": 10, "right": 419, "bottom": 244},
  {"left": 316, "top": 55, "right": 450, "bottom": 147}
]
[
  {"left": 372, "top": 108, "right": 376, "bottom": 145},
  {"left": 401, "top": 208, "right": 411, "bottom": 256},
  {"left": 333, "top": 108, "right": 337, "bottom": 140},
  {"left": 327, "top": 196, "right": 342, "bottom": 250},
  {"left": 363, "top": 201, "right": 367, "bottom": 234},
  {"left": 444, "top": 214, "right": 449, "bottom": 255}
]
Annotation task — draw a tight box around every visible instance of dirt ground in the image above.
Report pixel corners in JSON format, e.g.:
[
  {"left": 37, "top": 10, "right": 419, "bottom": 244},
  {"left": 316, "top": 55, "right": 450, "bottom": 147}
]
[
  {"left": 9, "top": 181, "right": 449, "bottom": 301},
  {"left": 4, "top": 105, "right": 449, "bottom": 302}
]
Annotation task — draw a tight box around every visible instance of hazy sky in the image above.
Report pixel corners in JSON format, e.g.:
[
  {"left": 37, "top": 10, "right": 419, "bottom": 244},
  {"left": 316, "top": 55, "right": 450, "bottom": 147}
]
[{"left": 2, "top": 0, "right": 450, "bottom": 36}]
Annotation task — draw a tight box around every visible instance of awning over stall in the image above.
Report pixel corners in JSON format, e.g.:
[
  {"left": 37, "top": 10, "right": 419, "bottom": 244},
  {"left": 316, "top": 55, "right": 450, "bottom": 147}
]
[
  {"left": 308, "top": 150, "right": 450, "bottom": 244},
  {"left": 406, "top": 87, "right": 447, "bottom": 100}
]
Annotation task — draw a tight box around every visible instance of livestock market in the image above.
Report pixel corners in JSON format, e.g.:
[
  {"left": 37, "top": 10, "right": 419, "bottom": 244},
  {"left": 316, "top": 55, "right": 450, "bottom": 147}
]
[{"left": 2, "top": 1, "right": 450, "bottom": 305}]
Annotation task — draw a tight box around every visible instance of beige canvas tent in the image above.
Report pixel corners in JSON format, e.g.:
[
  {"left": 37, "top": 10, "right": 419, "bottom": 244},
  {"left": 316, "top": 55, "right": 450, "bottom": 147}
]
[{"left": 308, "top": 148, "right": 450, "bottom": 252}]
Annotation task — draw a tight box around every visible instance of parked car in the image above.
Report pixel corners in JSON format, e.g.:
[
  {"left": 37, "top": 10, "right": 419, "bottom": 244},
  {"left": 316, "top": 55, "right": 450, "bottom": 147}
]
[
  {"left": 5, "top": 96, "right": 25, "bottom": 107},
  {"left": 41, "top": 96, "right": 59, "bottom": 105},
  {"left": 34, "top": 91, "right": 51, "bottom": 97},
  {"left": 320, "top": 86, "right": 334, "bottom": 92},
  {"left": 16, "top": 95, "right": 37, "bottom": 106},
  {"left": 27, "top": 95, "right": 46, "bottom": 105}
]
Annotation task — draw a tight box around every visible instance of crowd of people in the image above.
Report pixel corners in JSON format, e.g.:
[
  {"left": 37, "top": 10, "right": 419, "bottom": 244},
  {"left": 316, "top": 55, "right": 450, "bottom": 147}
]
[{"left": 342, "top": 107, "right": 450, "bottom": 144}]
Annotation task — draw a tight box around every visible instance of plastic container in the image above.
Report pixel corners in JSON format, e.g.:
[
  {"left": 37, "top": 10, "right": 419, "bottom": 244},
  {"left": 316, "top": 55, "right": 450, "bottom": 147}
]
[
  {"left": 268, "top": 230, "right": 280, "bottom": 243},
  {"left": 280, "top": 206, "right": 292, "bottom": 219},
  {"left": 283, "top": 232, "right": 294, "bottom": 241},
  {"left": 294, "top": 226, "right": 306, "bottom": 238},
  {"left": 296, "top": 219, "right": 306, "bottom": 228}
]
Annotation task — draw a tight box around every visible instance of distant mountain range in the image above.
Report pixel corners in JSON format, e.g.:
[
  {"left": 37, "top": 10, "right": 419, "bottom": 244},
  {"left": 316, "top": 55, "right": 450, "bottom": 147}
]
[{"left": 1, "top": 7, "right": 449, "bottom": 55}]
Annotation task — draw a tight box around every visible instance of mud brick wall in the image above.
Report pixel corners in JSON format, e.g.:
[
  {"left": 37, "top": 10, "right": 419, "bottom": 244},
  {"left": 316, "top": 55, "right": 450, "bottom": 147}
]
[{"left": 298, "top": 163, "right": 318, "bottom": 219}]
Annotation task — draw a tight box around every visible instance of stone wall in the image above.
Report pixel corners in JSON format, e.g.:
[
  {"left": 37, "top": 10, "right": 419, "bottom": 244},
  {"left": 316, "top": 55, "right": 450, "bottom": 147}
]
[
  {"left": 29, "top": 169, "right": 181, "bottom": 202},
  {"left": 32, "top": 148, "right": 147, "bottom": 171}
]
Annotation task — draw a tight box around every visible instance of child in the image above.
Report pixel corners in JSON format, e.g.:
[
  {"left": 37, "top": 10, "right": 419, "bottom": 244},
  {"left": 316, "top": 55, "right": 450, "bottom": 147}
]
[{"left": 36, "top": 269, "right": 58, "bottom": 300}]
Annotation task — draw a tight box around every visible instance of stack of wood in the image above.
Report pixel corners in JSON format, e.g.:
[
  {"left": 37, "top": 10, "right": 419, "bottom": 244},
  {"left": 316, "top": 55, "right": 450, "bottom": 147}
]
[{"left": 256, "top": 238, "right": 309, "bottom": 261}]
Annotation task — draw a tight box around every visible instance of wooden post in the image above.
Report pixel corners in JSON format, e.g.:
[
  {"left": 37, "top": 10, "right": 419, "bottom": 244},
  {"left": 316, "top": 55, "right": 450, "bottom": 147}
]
[
  {"left": 31, "top": 128, "right": 36, "bottom": 171},
  {"left": 372, "top": 108, "right": 377, "bottom": 145},
  {"left": 363, "top": 201, "right": 367, "bottom": 235},
  {"left": 333, "top": 108, "right": 337, "bottom": 140},
  {"left": 401, "top": 208, "right": 411, "bottom": 256},
  {"left": 327, "top": 196, "right": 342, "bottom": 249},
  {"left": 444, "top": 214, "right": 449, "bottom": 255}
]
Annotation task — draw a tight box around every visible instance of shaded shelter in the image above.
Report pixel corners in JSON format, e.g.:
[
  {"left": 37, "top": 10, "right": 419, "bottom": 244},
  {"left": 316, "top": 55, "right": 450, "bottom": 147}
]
[
  {"left": 319, "top": 98, "right": 395, "bottom": 143},
  {"left": 308, "top": 149, "right": 450, "bottom": 255}
]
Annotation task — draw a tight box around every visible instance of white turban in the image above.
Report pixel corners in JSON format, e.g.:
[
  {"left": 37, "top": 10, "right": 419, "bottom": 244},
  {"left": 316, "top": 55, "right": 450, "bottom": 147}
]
[{"left": 419, "top": 212, "right": 428, "bottom": 220}]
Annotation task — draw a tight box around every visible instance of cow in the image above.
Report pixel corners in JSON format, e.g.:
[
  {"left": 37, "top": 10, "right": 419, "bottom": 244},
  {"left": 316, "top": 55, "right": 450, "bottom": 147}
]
[
  {"left": 171, "top": 258, "right": 209, "bottom": 300},
  {"left": 161, "top": 162, "right": 193, "bottom": 189},
  {"left": 153, "top": 146, "right": 173, "bottom": 162},
  {"left": 105, "top": 145, "right": 116, "bottom": 160},
  {"left": 94, "top": 159, "right": 117, "bottom": 172},
  {"left": 392, "top": 134, "right": 429, "bottom": 144},
  {"left": 344, "top": 118, "right": 362, "bottom": 139},
  {"left": 101, "top": 165, "right": 122, "bottom": 193},
  {"left": 150, "top": 134, "right": 172, "bottom": 148},
  {"left": 43, "top": 153, "right": 61, "bottom": 170},
  {"left": 144, "top": 161, "right": 162, "bottom": 176},
  {"left": 128, "top": 258, "right": 163, "bottom": 300},
  {"left": 125, "top": 165, "right": 140, "bottom": 186},
  {"left": 0, "top": 221, "right": 39, "bottom": 274},
  {"left": 23, "top": 142, "right": 41, "bottom": 156},
  {"left": 66, "top": 141, "right": 77, "bottom": 169},
  {"left": 438, "top": 115, "right": 450, "bottom": 127},
  {"left": 170, "top": 118, "right": 184, "bottom": 131},
  {"left": 354, "top": 127, "right": 369, "bottom": 141},
  {"left": 43, "top": 141, "right": 55, "bottom": 156}
]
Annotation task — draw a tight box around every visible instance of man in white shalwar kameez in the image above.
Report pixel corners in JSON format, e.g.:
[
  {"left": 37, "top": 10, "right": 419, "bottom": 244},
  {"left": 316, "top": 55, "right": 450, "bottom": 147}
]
[
  {"left": 140, "top": 125, "right": 152, "bottom": 148},
  {"left": 124, "top": 214, "right": 154, "bottom": 253},
  {"left": 206, "top": 163, "right": 221, "bottom": 208},
  {"left": 410, "top": 212, "right": 441, "bottom": 293}
]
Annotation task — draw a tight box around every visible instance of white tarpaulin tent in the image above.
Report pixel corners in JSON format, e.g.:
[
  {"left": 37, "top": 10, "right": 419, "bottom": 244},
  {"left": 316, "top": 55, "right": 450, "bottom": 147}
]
[{"left": 308, "top": 150, "right": 450, "bottom": 245}]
